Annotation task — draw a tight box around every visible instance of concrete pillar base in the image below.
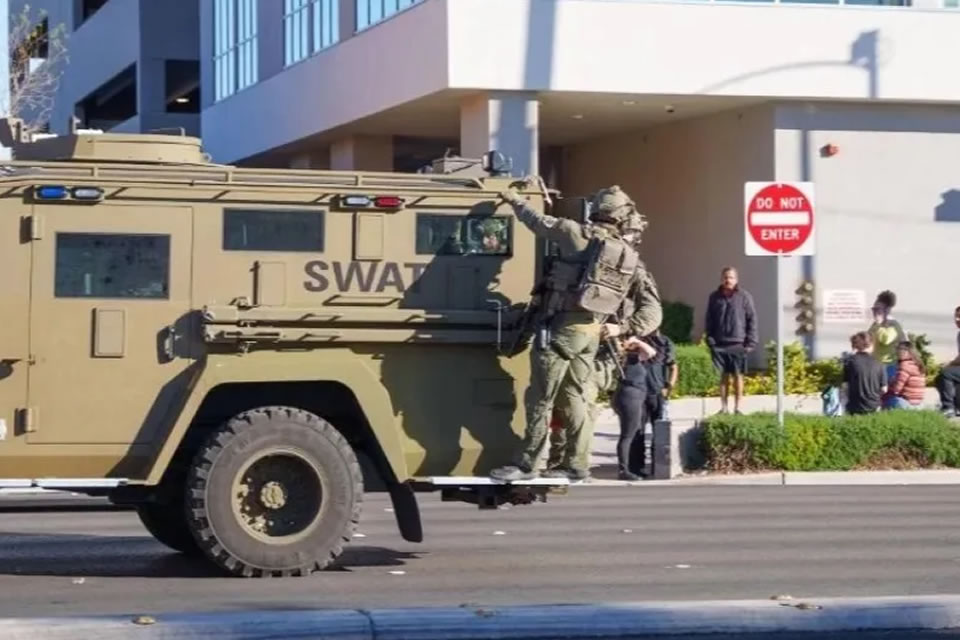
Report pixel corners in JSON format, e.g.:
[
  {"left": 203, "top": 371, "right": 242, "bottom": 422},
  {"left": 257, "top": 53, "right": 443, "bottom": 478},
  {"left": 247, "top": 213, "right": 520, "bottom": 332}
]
[{"left": 330, "top": 135, "right": 394, "bottom": 171}]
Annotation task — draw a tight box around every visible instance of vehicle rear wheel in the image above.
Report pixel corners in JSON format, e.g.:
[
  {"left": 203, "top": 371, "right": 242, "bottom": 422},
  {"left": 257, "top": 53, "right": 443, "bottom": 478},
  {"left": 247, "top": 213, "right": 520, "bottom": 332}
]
[
  {"left": 185, "top": 406, "right": 363, "bottom": 577},
  {"left": 136, "top": 499, "right": 201, "bottom": 555}
]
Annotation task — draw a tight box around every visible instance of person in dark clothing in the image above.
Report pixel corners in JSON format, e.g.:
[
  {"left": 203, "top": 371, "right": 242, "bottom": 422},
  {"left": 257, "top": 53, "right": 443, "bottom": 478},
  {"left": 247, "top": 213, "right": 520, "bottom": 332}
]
[
  {"left": 643, "top": 330, "right": 678, "bottom": 424},
  {"left": 935, "top": 306, "right": 960, "bottom": 418},
  {"left": 612, "top": 338, "right": 657, "bottom": 481},
  {"left": 704, "top": 267, "right": 758, "bottom": 414},
  {"left": 842, "top": 331, "right": 887, "bottom": 415}
]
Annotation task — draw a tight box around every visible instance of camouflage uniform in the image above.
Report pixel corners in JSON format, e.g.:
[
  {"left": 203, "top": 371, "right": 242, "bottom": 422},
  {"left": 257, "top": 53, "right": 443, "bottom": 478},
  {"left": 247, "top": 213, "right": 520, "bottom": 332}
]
[
  {"left": 492, "top": 185, "right": 657, "bottom": 482},
  {"left": 546, "top": 208, "right": 662, "bottom": 471}
]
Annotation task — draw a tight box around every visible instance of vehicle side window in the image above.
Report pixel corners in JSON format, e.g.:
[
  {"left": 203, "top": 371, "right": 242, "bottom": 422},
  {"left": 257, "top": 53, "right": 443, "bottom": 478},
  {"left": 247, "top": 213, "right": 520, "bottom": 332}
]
[
  {"left": 223, "top": 209, "right": 324, "bottom": 252},
  {"left": 415, "top": 213, "right": 512, "bottom": 256},
  {"left": 55, "top": 233, "right": 170, "bottom": 299}
]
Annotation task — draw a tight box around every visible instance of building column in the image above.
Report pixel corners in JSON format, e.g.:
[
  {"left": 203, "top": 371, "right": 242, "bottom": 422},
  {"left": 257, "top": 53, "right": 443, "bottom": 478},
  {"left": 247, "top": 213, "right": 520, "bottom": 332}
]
[
  {"left": 338, "top": 0, "right": 356, "bottom": 41},
  {"left": 289, "top": 150, "right": 329, "bottom": 169},
  {"left": 459, "top": 92, "right": 539, "bottom": 176},
  {"left": 330, "top": 135, "right": 394, "bottom": 171}
]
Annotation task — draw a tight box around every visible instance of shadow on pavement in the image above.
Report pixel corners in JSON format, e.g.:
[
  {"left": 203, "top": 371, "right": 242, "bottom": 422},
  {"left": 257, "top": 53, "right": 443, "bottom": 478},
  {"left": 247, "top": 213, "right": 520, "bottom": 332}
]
[{"left": 0, "top": 531, "right": 421, "bottom": 578}]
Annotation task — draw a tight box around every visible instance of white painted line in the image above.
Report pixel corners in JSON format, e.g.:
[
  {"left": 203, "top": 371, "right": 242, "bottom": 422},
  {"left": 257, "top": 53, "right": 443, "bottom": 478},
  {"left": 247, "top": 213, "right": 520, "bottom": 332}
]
[{"left": 749, "top": 211, "right": 810, "bottom": 226}]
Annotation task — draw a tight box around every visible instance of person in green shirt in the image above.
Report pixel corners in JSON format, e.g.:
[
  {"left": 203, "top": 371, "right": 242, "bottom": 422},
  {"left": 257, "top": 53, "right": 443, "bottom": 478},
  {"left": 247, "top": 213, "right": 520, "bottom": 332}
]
[{"left": 868, "top": 290, "right": 907, "bottom": 381}]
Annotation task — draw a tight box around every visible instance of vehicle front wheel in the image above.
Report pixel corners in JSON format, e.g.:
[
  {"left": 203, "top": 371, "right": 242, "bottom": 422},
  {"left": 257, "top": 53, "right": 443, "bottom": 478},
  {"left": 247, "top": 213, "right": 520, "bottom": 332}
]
[{"left": 185, "top": 406, "right": 363, "bottom": 577}]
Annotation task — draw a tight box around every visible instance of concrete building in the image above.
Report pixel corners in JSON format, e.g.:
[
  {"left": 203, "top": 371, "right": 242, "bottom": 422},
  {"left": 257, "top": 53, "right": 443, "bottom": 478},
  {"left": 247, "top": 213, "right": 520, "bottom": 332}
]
[
  {"left": 8, "top": 0, "right": 960, "bottom": 361},
  {"left": 197, "top": 0, "right": 960, "bottom": 361},
  {"left": 8, "top": 0, "right": 200, "bottom": 136}
]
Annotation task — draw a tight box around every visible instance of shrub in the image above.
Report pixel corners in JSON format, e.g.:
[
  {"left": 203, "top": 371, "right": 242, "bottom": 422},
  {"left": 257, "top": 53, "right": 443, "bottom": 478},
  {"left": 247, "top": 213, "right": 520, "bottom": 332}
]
[
  {"left": 909, "top": 332, "right": 943, "bottom": 385},
  {"left": 742, "top": 341, "right": 837, "bottom": 396},
  {"left": 702, "top": 410, "right": 960, "bottom": 472},
  {"left": 660, "top": 300, "right": 694, "bottom": 345},
  {"left": 673, "top": 342, "right": 719, "bottom": 398}
]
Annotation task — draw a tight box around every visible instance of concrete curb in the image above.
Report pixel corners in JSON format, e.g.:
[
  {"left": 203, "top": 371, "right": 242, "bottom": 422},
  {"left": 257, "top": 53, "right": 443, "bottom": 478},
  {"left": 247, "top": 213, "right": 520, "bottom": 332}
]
[
  {"left": 4, "top": 595, "right": 960, "bottom": 639},
  {"left": 582, "top": 468, "right": 960, "bottom": 487}
]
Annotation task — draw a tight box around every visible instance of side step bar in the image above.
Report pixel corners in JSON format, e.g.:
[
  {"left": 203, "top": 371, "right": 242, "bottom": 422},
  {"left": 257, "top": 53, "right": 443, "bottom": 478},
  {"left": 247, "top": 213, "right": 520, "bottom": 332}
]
[{"left": 415, "top": 476, "right": 575, "bottom": 510}]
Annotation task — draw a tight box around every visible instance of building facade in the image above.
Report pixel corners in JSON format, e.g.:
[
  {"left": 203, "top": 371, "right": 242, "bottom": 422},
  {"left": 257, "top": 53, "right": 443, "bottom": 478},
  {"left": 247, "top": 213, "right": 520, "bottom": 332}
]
[
  {"left": 8, "top": 0, "right": 960, "bottom": 361},
  {"left": 198, "top": 0, "right": 960, "bottom": 361},
  {"left": 9, "top": 0, "right": 200, "bottom": 136}
]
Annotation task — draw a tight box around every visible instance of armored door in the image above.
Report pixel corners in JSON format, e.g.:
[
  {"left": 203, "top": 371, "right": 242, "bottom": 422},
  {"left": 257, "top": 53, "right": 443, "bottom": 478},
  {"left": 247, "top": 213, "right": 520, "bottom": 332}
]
[
  {"left": 0, "top": 204, "right": 31, "bottom": 452},
  {"left": 27, "top": 203, "right": 195, "bottom": 445}
]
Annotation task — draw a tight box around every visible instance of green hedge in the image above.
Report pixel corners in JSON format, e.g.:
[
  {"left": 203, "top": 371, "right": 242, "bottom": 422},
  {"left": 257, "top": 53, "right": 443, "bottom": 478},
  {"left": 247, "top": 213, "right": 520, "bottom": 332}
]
[
  {"left": 671, "top": 336, "right": 939, "bottom": 398},
  {"left": 702, "top": 411, "right": 960, "bottom": 472},
  {"left": 673, "top": 343, "right": 719, "bottom": 397},
  {"left": 660, "top": 300, "right": 694, "bottom": 344}
]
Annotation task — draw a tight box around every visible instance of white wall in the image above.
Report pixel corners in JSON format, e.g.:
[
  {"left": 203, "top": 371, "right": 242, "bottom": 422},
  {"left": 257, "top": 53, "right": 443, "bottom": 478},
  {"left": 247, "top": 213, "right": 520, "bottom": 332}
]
[
  {"left": 562, "top": 105, "right": 777, "bottom": 354},
  {"left": 775, "top": 103, "right": 960, "bottom": 362},
  {"left": 447, "top": 0, "right": 960, "bottom": 102}
]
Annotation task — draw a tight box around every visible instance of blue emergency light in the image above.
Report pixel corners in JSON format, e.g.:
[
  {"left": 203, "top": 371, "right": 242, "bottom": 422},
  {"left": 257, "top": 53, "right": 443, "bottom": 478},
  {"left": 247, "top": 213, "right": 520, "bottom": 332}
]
[
  {"left": 34, "top": 185, "right": 105, "bottom": 202},
  {"left": 36, "top": 185, "right": 67, "bottom": 200}
]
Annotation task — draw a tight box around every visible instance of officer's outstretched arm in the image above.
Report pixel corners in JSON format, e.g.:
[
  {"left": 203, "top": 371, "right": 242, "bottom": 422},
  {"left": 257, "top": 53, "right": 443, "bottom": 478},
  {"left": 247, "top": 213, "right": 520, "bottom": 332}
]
[{"left": 499, "top": 187, "right": 576, "bottom": 244}]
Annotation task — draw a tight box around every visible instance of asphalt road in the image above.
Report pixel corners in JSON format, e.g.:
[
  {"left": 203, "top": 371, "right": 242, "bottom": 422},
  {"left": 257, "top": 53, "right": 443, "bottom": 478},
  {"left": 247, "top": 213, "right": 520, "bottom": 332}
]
[{"left": 2, "top": 485, "right": 960, "bottom": 619}]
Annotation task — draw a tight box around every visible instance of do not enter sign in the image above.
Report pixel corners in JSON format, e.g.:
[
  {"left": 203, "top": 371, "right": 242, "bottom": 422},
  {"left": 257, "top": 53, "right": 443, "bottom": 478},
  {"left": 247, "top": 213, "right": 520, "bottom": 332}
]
[{"left": 744, "top": 182, "right": 815, "bottom": 256}]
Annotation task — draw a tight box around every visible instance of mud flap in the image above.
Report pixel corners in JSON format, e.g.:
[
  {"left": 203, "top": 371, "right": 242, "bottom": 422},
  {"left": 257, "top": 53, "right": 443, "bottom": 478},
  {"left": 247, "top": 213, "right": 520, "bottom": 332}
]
[{"left": 388, "top": 482, "right": 423, "bottom": 543}]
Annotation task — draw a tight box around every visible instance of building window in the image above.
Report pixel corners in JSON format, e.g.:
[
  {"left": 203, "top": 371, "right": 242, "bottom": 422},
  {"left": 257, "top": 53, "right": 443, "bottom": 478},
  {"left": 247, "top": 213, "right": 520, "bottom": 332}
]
[
  {"left": 356, "top": 0, "right": 422, "bottom": 32},
  {"left": 284, "top": 0, "right": 339, "bottom": 66},
  {"left": 75, "top": 0, "right": 110, "bottom": 29},
  {"left": 214, "top": 0, "right": 258, "bottom": 102},
  {"left": 223, "top": 209, "right": 325, "bottom": 252},
  {"left": 415, "top": 214, "right": 512, "bottom": 257},
  {"left": 76, "top": 63, "right": 137, "bottom": 130},
  {"left": 165, "top": 60, "right": 200, "bottom": 113},
  {"left": 55, "top": 233, "right": 170, "bottom": 299}
]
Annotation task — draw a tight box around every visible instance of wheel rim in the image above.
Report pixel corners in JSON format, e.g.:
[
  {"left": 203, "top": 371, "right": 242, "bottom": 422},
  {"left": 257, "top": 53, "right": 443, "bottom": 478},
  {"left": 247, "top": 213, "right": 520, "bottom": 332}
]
[{"left": 231, "top": 448, "right": 324, "bottom": 544}]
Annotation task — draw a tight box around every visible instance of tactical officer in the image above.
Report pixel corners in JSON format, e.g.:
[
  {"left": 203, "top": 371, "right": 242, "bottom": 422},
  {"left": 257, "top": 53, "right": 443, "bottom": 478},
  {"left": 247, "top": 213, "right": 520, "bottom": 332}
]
[
  {"left": 491, "top": 184, "right": 659, "bottom": 482},
  {"left": 545, "top": 207, "right": 662, "bottom": 472}
]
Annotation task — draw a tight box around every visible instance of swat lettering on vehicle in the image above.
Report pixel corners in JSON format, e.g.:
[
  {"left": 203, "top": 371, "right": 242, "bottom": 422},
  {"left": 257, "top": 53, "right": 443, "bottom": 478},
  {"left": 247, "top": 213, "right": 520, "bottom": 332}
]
[{"left": 304, "top": 261, "right": 429, "bottom": 293}]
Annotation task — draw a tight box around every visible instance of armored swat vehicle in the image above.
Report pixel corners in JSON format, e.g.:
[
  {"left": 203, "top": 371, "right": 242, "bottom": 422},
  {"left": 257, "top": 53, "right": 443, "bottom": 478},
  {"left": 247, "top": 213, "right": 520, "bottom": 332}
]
[{"left": 0, "top": 119, "right": 578, "bottom": 577}]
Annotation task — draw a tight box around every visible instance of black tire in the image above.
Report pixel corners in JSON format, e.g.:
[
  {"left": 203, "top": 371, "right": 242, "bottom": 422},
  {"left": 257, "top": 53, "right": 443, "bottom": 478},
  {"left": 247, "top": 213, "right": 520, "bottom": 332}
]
[
  {"left": 136, "top": 500, "right": 202, "bottom": 556},
  {"left": 185, "top": 406, "right": 363, "bottom": 577}
]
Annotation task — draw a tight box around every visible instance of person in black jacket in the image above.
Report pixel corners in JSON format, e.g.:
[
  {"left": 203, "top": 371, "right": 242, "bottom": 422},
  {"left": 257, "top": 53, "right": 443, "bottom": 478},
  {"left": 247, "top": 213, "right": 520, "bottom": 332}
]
[
  {"left": 612, "top": 337, "right": 658, "bottom": 480},
  {"left": 703, "top": 267, "right": 758, "bottom": 415}
]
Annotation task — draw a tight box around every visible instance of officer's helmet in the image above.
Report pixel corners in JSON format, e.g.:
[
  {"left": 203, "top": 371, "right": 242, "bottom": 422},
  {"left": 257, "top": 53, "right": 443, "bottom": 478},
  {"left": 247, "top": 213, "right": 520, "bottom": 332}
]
[{"left": 590, "top": 185, "right": 634, "bottom": 224}]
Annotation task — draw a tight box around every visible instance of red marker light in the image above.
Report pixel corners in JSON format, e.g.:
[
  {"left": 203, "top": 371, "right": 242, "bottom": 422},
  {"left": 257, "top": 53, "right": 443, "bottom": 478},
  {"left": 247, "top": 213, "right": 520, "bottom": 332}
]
[{"left": 374, "top": 196, "right": 404, "bottom": 209}]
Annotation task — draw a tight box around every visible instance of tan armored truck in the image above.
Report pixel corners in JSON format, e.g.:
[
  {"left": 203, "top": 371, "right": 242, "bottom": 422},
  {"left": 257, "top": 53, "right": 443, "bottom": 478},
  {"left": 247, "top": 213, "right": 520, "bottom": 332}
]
[{"left": 0, "top": 119, "right": 585, "bottom": 577}]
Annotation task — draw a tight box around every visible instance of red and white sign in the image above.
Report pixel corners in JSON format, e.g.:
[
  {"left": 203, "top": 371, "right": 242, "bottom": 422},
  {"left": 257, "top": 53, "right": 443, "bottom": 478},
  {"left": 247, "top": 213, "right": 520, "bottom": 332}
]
[{"left": 744, "top": 182, "right": 815, "bottom": 256}]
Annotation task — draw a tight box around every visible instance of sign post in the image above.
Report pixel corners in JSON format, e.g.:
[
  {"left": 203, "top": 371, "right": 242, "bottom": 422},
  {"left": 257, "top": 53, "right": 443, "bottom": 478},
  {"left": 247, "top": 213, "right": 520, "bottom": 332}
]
[{"left": 744, "top": 182, "right": 816, "bottom": 427}]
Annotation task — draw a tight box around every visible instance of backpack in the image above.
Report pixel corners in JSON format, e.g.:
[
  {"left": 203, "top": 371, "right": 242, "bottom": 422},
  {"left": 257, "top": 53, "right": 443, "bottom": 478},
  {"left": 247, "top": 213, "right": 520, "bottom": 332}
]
[{"left": 573, "top": 230, "right": 640, "bottom": 316}]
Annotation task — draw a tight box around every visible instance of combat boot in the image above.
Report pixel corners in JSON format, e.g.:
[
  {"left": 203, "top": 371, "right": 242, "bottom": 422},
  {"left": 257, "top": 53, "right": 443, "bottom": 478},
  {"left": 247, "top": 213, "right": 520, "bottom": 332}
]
[{"left": 490, "top": 465, "right": 538, "bottom": 482}]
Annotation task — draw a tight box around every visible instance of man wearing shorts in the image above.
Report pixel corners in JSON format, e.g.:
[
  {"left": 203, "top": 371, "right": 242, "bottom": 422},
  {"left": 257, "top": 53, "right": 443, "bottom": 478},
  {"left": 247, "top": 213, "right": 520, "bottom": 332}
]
[{"left": 704, "top": 267, "right": 758, "bottom": 415}]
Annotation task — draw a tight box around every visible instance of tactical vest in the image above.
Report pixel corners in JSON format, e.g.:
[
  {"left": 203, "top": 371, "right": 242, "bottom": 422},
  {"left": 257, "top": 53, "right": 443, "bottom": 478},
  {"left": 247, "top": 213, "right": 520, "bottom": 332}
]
[
  {"left": 572, "top": 227, "right": 640, "bottom": 316},
  {"left": 539, "top": 224, "right": 640, "bottom": 319}
]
